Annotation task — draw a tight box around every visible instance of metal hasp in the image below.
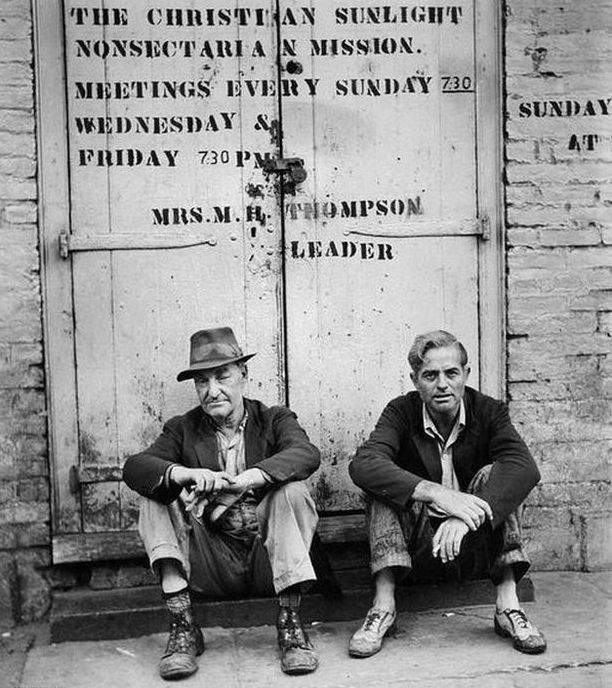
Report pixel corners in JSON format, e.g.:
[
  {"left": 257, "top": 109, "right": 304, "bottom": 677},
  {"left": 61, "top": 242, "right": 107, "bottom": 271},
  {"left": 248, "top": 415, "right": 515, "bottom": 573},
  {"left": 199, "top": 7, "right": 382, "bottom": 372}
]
[{"left": 262, "top": 156, "right": 307, "bottom": 194}]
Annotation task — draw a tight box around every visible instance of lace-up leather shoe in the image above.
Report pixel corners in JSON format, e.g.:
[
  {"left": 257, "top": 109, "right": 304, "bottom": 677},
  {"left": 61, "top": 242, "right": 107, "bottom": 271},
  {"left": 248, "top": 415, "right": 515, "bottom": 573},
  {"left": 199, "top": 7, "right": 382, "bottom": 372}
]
[
  {"left": 494, "top": 608, "right": 547, "bottom": 654},
  {"left": 159, "top": 611, "right": 205, "bottom": 680},
  {"left": 276, "top": 607, "right": 319, "bottom": 675},
  {"left": 348, "top": 607, "right": 397, "bottom": 658}
]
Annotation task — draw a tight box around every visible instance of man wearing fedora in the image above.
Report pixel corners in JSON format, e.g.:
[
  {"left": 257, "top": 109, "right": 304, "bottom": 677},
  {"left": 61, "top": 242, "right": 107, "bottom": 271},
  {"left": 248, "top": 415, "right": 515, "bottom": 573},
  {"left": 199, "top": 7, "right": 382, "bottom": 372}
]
[
  {"left": 347, "top": 330, "right": 546, "bottom": 659},
  {"left": 123, "top": 327, "right": 321, "bottom": 679}
]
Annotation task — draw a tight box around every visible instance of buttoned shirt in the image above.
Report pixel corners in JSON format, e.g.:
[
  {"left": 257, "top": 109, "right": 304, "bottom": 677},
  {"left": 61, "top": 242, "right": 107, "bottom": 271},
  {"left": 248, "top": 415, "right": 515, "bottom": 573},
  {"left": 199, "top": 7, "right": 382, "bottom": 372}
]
[
  {"left": 215, "top": 411, "right": 248, "bottom": 477},
  {"left": 423, "top": 401, "right": 466, "bottom": 517}
]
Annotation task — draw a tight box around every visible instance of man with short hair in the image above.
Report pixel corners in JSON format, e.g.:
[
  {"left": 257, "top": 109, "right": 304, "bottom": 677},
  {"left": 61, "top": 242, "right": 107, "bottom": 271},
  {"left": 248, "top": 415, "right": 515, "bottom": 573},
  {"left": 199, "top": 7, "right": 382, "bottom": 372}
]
[
  {"left": 348, "top": 330, "right": 546, "bottom": 658},
  {"left": 123, "top": 327, "right": 321, "bottom": 679}
]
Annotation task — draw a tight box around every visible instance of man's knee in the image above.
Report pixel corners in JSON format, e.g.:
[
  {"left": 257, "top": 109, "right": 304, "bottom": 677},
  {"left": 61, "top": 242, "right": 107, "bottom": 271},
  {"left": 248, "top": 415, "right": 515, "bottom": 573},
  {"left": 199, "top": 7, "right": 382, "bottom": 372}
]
[
  {"left": 467, "top": 464, "right": 493, "bottom": 494},
  {"left": 269, "top": 481, "right": 316, "bottom": 509}
]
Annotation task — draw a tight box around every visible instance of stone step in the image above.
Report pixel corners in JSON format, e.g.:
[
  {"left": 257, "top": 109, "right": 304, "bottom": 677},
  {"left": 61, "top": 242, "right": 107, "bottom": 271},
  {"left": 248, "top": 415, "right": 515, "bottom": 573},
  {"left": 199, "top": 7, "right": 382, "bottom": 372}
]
[{"left": 50, "top": 577, "right": 534, "bottom": 643}]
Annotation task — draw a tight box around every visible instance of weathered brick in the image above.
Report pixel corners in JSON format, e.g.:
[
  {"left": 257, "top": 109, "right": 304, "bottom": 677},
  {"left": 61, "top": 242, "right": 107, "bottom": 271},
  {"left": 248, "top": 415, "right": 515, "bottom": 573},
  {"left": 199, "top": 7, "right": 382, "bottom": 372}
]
[
  {"left": 15, "top": 549, "right": 51, "bottom": 622},
  {"left": 507, "top": 310, "right": 596, "bottom": 337},
  {"left": 3, "top": 201, "right": 36, "bottom": 224},
  {"left": 0, "top": 18, "right": 30, "bottom": 40},
  {"left": 0, "top": 132, "right": 34, "bottom": 158},
  {"left": 522, "top": 507, "right": 581, "bottom": 571},
  {"left": 0, "top": 500, "right": 49, "bottom": 526},
  {"left": 15, "top": 477, "right": 48, "bottom": 502},
  {"left": 566, "top": 246, "right": 612, "bottom": 269},
  {"left": 507, "top": 246, "right": 567, "bottom": 270},
  {"left": 0, "top": 156, "right": 34, "bottom": 179},
  {"left": 0, "top": 522, "right": 49, "bottom": 550},
  {"left": 0, "top": 38, "right": 31, "bottom": 63},
  {"left": 581, "top": 511, "right": 612, "bottom": 571},
  {"left": 530, "top": 440, "right": 612, "bottom": 483},
  {"left": 532, "top": 481, "right": 611, "bottom": 510},
  {"left": 598, "top": 311, "right": 612, "bottom": 335},
  {"left": 0, "top": 389, "right": 47, "bottom": 437},
  {"left": 0, "top": 552, "right": 17, "bottom": 627},
  {"left": 0, "top": 111, "right": 33, "bottom": 136},
  {"left": 0, "top": 175, "right": 36, "bottom": 200},
  {"left": 570, "top": 290, "right": 612, "bottom": 312},
  {"left": 539, "top": 227, "right": 602, "bottom": 246},
  {"left": 1, "top": 0, "right": 34, "bottom": 20},
  {"left": 0, "top": 61, "right": 31, "bottom": 86}
]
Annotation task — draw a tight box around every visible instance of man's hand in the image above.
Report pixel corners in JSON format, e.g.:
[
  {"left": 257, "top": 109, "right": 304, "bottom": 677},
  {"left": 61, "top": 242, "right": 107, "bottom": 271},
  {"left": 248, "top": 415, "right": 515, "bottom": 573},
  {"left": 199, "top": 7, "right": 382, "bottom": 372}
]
[
  {"left": 432, "top": 517, "right": 469, "bottom": 563},
  {"left": 413, "top": 481, "right": 493, "bottom": 530},
  {"left": 222, "top": 468, "right": 269, "bottom": 494},
  {"left": 170, "top": 466, "right": 235, "bottom": 496}
]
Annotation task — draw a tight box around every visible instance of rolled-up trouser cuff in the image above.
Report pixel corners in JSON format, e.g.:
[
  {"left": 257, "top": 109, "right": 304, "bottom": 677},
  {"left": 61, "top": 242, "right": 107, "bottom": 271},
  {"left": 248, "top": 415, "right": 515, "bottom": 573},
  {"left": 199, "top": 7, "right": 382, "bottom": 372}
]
[{"left": 366, "top": 464, "right": 531, "bottom": 584}]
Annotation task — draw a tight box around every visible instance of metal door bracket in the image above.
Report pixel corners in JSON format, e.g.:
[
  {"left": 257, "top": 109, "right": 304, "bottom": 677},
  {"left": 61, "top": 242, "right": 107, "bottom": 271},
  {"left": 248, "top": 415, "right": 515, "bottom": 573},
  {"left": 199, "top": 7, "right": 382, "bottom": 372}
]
[
  {"left": 262, "top": 157, "right": 307, "bottom": 193},
  {"left": 478, "top": 214, "right": 491, "bottom": 241}
]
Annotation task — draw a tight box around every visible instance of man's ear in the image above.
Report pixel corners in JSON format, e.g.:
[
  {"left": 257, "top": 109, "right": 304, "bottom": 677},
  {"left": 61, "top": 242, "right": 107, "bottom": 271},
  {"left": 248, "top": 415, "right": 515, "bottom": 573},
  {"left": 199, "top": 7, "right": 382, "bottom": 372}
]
[
  {"left": 409, "top": 370, "right": 417, "bottom": 387},
  {"left": 464, "top": 365, "right": 471, "bottom": 379}
]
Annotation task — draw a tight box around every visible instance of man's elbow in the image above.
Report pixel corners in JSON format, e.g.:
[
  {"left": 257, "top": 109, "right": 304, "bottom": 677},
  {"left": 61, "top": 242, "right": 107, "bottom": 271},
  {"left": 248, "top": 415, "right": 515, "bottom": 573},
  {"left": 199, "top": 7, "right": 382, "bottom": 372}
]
[
  {"left": 530, "top": 460, "right": 541, "bottom": 488},
  {"left": 122, "top": 454, "right": 137, "bottom": 488},
  {"left": 348, "top": 455, "right": 363, "bottom": 488}
]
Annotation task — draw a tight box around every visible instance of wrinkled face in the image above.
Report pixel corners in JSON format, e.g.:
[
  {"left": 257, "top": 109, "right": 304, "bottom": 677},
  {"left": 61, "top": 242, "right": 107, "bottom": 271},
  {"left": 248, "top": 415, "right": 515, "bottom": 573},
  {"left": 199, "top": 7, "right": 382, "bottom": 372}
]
[
  {"left": 193, "top": 363, "right": 246, "bottom": 423},
  {"left": 410, "top": 346, "right": 470, "bottom": 421}
]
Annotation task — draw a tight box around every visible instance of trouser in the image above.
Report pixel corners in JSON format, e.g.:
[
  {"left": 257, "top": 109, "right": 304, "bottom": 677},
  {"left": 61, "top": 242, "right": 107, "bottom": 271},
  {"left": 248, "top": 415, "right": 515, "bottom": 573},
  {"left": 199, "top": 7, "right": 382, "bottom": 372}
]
[
  {"left": 138, "top": 481, "right": 319, "bottom": 596},
  {"left": 367, "top": 466, "right": 530, "bottom": 586}
]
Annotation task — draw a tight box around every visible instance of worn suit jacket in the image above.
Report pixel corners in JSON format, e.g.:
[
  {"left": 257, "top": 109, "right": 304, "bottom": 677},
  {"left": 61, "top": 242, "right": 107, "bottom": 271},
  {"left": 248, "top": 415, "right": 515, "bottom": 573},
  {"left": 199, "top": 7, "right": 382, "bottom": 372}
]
[
  {"left": 349, "top": 387, "right": 540, "bottom": 529},
  {"left": 123, "top": 398, "right": 321, "bottom": 504}
]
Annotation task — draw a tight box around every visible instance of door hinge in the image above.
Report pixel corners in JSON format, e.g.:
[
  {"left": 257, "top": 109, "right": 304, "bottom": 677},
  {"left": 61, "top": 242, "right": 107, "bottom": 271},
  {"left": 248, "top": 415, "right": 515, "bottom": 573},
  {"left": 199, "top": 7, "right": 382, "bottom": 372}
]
[
  {"left": 59, "top": 230, "right": 70, "bottom": 259},
  {"left": 478, "top": 214, "right": 491, "bottom": 241},
  {"left": 69, "top": 464, "right": 123, "bottom": 493}
]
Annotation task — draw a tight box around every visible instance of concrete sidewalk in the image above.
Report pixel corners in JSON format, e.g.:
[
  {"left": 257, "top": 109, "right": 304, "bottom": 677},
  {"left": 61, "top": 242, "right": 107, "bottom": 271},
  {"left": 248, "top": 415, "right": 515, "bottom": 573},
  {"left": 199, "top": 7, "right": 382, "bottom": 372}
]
[{"left": 14, "top": 571, "right": 612, "bottom": 687}]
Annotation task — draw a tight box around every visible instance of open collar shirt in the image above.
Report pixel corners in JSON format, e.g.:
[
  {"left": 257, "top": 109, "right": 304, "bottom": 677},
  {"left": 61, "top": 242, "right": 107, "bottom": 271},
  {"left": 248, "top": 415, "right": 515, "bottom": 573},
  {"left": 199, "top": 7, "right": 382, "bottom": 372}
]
[{"left": 423, "top": 400, "right": 465, "bottom": 516}]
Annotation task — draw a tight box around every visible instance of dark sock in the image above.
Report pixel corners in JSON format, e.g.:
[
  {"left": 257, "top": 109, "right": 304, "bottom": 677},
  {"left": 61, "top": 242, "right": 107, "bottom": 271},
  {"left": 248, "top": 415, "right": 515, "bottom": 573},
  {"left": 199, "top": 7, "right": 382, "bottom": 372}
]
[
  {"left": 163, "top": 588, "right": 193, "bottom": 622},
  {"left": 279, "top": 584, "right": 301, "bottom": 609}
]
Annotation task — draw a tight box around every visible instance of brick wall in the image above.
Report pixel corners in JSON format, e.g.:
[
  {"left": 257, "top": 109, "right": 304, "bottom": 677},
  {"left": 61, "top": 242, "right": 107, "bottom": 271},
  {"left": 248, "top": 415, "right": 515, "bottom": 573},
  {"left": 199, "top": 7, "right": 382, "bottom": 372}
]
[
  {"left": 0, "top": 0, "right": 51, "bottom": 626},
  {"left": 0, "top": 1, "right": 610, "bottom": 628},
  {"left": 504, "top": 0, "right": 612, "bottom": 571}
]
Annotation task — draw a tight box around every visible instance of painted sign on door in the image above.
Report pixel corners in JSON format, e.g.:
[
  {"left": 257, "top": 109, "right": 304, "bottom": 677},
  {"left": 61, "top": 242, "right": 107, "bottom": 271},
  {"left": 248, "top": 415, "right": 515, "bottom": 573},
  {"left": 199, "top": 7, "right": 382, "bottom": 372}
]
[{"left": 36, "top": 0, "right": 501, "bottom": 560}]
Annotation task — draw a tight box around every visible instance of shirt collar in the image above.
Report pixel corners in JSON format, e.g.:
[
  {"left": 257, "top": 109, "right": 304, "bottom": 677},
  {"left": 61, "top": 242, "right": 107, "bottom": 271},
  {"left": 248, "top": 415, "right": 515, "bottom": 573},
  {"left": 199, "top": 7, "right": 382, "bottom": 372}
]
[{"left": 422, "top": 400, "right": 466, "bottom": 441}]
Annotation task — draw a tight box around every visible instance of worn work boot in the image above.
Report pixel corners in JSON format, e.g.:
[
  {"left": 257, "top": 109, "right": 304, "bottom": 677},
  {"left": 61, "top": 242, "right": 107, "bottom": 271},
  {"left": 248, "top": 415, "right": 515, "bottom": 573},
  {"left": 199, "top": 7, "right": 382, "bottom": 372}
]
[
  {"left": 348, "top": 607, "right": 397, "bottom": 658},
  {"left": 276, "top": 607, "right": 319, "bottom": 675},
  {"left": 494, "top": 608, "right": 547, "bottom": 654},
  {"left": 159, "top": 611, "right": 205, "bottom": 680}
]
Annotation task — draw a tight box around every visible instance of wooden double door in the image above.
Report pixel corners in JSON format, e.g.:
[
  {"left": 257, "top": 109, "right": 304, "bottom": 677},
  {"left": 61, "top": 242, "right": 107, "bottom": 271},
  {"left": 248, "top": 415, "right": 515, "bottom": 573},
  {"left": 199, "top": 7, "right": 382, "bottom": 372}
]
[{"left": 35, "top": 0, "right": 503, "bottom": 562}]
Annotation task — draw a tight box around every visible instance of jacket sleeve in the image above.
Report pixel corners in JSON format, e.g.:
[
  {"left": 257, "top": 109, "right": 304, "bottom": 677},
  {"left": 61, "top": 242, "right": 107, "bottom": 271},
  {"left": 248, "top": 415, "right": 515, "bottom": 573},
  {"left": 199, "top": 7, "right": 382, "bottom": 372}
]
[
  {"left": 349, "top": 399, "right": 424, "bottom": 510},
  {"left": 253, "top": 407, "right": 321, "bottom": 483},
  {"left": 122, "top": 416, "right": 184, "bottom": 504},
  {"left": 478, "top": 401, "right": 541, "bottom": 528}
]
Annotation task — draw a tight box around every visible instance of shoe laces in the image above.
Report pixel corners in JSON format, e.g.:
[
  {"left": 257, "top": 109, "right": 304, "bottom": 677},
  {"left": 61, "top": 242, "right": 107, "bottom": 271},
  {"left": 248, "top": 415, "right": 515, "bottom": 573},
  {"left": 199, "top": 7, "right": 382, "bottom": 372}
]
[
  {"left": 506, "top": 609, "right": 531, "bottom": 631},
  {"left": 278, "top": 609, "right": 311, "bottom": 649},
  {"left": 363, "top": 609, "right": 386, "bottom": 633},
  {"left": 166, "top": 614, "right": 196, "bottom": 655}
]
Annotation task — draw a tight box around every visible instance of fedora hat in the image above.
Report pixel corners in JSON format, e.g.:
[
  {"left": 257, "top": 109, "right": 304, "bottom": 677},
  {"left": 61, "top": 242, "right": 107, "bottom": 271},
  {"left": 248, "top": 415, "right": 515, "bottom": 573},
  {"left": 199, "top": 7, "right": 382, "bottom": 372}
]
[{"left": 177, "top": 327, "right": 256, "bottom": 381}]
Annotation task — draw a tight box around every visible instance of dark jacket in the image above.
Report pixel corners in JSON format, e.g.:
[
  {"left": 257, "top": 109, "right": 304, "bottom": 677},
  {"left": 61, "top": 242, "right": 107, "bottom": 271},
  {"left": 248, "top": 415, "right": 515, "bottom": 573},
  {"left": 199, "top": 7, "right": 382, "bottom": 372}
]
[
  {"left": 349, "top": 387, "right": 540, "bottom": 529},
  {"left": 123, "top": 398, "right": 321, "bottom": 504}
]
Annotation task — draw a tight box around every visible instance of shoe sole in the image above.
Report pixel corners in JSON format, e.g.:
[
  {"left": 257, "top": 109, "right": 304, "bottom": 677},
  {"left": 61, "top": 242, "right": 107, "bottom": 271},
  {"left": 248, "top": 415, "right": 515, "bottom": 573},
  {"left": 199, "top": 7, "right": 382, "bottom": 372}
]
[{"left": 281, "top": 661, "right": 319, "bottom": 675}]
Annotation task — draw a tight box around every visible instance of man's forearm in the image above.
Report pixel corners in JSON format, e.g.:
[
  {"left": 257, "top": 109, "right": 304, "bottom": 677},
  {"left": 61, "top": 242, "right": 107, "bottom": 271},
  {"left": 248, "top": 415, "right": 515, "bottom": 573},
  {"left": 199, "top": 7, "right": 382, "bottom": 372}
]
[{"left": 412, "top": 479, "right": 444, "bottom": 504}]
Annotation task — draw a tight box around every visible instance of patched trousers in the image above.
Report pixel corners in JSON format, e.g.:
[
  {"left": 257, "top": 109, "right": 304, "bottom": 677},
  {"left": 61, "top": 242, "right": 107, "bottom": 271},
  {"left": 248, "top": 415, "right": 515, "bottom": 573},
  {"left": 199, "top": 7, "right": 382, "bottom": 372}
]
[
  {"left": 138, "top": 481, "right": 318, "bottom": 596},
  {"left": 367, "top": 466, "right": 530, "bottom": 585}
]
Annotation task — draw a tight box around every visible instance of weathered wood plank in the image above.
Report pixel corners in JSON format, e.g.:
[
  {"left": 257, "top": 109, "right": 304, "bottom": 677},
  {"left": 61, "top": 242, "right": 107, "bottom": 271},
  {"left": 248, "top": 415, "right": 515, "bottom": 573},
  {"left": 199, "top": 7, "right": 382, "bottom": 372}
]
[{"left": 53, "top": 513, "right": 366, "bottom": 563}]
